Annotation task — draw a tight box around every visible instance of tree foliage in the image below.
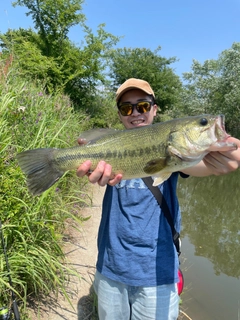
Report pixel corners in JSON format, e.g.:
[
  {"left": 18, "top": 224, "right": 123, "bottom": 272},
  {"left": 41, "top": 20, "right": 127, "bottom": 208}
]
[
  {"left": 182, "top": 42, "right": 240, "bottom": 136},
  {"left": 0, "top": 28, "right": 61, "bottom": 89},
  {"left": 108, "top": 47, "right": 183, "bottom": 115},
  {"left": 13, "top": 0, "right": 85, "bottom": 56},
  {"left": 0, "top": 1, "right": 119, "bottom": 109}
]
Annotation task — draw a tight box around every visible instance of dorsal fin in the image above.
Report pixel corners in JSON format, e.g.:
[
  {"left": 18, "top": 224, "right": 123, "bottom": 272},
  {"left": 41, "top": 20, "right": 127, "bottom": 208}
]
[{"left": 79, "top": 128, "right": 120, "bottom": 144}]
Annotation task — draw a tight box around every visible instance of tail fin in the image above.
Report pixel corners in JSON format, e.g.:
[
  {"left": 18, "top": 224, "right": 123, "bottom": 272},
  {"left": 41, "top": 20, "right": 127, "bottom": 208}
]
[{"left": 17, "top": 148, "right": 65, "bottom": 196}]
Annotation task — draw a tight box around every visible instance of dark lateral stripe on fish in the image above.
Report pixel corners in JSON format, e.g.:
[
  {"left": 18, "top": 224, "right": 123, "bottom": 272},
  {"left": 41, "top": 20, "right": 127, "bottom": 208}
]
[{"left": 55, "top": 145, "right": 162, "bottom": 163}]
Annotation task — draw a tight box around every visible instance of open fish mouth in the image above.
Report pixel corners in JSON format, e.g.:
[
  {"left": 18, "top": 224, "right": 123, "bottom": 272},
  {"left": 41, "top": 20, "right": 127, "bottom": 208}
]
[
  {"left": 215, "top": 114, "right": 230, "bottom": 141},
  {"left": 219, "top": 114, "right": 226, "bottom": 131}
]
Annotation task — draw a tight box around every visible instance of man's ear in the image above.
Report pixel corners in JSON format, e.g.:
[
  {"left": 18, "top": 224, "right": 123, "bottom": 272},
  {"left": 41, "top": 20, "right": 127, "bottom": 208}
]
[{"left": 153, "top": 104, "right": 159, "bottom": 116}]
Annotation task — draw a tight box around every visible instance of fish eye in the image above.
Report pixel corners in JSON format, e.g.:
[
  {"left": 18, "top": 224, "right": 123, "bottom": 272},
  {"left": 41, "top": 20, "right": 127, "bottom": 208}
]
[{"left": 200, "top": 118, "right": 208, "bottom": 126}]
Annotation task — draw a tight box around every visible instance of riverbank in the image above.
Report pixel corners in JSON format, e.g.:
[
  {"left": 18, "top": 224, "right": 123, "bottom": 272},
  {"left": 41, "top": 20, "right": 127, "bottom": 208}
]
[{"left": 28, "top": 184, "right": 105, "bottom": 320}]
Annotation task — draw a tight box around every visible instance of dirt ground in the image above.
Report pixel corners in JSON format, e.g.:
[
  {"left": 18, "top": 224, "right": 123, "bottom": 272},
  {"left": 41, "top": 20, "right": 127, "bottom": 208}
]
[{"left": 28, "top": 184, "right": 105, "bottom": 320}]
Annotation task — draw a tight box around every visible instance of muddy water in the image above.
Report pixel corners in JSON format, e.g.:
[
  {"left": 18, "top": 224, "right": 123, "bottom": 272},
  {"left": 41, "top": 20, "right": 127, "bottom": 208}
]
[{"left": 177, "top": 169, "right": 240, "bottom": 320}]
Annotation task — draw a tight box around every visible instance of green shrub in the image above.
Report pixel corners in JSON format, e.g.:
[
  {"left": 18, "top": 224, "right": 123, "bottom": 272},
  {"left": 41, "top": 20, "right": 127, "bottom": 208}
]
[{"left": 0, "top": 67, "right": 90, "bottom": 313}]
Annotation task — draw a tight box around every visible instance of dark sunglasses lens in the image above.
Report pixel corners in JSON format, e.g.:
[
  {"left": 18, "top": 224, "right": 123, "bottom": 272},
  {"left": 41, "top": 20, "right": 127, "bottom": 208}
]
[
  {"left": 119, "top": 101, "right": 152, "bottom": 116},
  {"left": 137, "top": 101, "right": 151, "bottom": 113},
  {"left": 119, "top": 104, "right": 133, "bottom": 116}
]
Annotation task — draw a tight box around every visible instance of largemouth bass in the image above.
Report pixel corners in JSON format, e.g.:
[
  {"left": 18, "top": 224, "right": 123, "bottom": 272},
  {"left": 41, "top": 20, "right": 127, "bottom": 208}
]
[{"left": 17, "top": 114, "right": 236, "bottom": 196}]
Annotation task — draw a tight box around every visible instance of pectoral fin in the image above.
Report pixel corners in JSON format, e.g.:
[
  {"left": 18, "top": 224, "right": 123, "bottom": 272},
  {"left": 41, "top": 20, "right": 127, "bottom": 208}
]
[
  {"left": 143, "top": 158, "right": 167, "bottom": 174},
  {"left": 152, "top": 173, "right": 172, "bottom": 186},
  {"left": 144, "top": 158, "right": 172, "bottom": 185}
]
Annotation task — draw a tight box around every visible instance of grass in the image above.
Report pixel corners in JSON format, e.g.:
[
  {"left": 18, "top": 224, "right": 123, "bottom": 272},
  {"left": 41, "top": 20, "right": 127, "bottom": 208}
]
[
  {"left": 0, "top": 65, "right": 93, "bottom": 317},
  {"left": 179, "top": 310, "right": 193, "bottom": 319}
]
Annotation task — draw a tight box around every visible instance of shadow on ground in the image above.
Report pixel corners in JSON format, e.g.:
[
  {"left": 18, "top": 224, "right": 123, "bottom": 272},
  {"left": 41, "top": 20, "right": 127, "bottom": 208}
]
[{"left": 77, "top": 285, "right": 98, "bottom": 320}]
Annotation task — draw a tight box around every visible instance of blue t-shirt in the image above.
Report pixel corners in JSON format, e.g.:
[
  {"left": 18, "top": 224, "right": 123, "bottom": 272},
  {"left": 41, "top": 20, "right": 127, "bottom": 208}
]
[{"left": 96, "top": 172, "right": 182, "bottom": 287}]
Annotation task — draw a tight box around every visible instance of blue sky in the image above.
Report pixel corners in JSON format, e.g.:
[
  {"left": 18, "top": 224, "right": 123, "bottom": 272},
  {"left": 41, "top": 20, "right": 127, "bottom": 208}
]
[{"left": 1, "top": 0, "right": 240, "bottom": 77}]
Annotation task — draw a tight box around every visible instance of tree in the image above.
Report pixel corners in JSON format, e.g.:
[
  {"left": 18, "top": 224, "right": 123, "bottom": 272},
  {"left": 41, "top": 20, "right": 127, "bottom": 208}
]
[
  {"left": 182, "top": 42, "right": 240, "bottom": 136},
  {"left": 0, "top": 28, "right": 61, "bottom": 90},
  {"left": 1, "top": 1, "right": 119, "bottom": 108},
  {"left": 13, "top": 0, "right": 85, "bottom": 56},
  {"left": 108, "top": 47, "right": 183, "bottom": 115},
  {"left": 182, "top": 59, "right": 220, "bottom": 114},
  {"left": 217, "top": 42, "right": 240, "bottom": 134}
]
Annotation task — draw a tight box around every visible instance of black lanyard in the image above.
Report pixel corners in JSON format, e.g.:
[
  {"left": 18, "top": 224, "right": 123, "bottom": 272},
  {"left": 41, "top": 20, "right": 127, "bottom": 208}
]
[{"left": 142, "top": 177, "right": 180, "bottom": 255}]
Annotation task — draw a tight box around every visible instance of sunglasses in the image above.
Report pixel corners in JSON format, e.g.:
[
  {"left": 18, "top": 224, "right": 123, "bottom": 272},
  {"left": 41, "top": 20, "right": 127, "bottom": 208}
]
[{"left": 118, "top": 101, "right": 153, "bottom": 116}]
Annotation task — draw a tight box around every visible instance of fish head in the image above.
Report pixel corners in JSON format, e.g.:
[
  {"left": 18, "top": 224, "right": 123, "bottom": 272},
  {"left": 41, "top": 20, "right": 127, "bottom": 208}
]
[
  {"left": 145, "top": 114, "right": 236, "bottom": 185},
  {"left": 167, "top": 114, "right": 230, "bottom": 160}
]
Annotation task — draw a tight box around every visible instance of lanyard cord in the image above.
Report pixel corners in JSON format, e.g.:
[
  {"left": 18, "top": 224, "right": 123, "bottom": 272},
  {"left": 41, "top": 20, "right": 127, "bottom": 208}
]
[{"left": 142, "top": 177, "right": 180, "bottom": 255}]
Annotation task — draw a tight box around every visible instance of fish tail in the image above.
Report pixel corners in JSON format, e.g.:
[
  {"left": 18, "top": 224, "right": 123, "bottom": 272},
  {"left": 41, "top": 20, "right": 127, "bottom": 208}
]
[{"left": 16, "top": 148, "right": 65, "bottom": 196}]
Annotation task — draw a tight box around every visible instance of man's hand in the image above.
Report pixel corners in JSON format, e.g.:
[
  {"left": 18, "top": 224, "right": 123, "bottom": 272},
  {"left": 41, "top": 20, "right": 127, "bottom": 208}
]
[
  {"left": 76, "top": 138, "right": 123, "bottom": 186},
  {"left": 202, "top": 137, "right": 240, "bottom": 175},
  {"left": 182, "top": 137, "right": 240, "bottom": 177}
]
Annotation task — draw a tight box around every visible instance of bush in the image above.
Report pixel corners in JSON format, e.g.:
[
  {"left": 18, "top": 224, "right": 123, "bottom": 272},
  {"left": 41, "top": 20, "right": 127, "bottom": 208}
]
[{"left": 0, "top": 64, "right": 91, "bottom": 314}]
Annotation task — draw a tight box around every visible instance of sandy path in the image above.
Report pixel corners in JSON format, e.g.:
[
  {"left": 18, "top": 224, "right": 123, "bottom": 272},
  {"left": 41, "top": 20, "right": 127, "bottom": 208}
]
[{"left": 29, "top": 184, "right": 105, "bottom": 320}]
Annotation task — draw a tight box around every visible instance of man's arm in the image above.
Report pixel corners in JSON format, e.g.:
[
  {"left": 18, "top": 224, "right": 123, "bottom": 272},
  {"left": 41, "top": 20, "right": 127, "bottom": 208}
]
[{"left": 182, "top": 137, "right": 240, "bottom": 177}]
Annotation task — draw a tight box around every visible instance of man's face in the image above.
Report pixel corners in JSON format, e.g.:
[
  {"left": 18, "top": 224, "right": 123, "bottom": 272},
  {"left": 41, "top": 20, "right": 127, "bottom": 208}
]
[{"left": 118, "top": 89, "right": 158, "bottom": 129}]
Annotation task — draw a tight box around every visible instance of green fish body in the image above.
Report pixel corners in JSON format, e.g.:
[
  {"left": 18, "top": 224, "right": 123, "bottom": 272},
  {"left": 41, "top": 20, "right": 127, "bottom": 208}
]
[{"left": 17, "top": 114, "right": 235, "bottom": 196}]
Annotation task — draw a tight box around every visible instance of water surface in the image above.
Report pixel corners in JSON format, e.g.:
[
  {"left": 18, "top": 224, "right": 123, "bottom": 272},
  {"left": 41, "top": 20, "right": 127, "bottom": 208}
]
[{"left": 177, "top": 169, "right": 240, "bottom": 319}]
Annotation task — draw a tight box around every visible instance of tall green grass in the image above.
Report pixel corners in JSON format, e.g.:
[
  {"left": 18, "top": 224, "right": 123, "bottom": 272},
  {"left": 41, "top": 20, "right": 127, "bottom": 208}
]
[{"left": 0, "top": 65, "right": 92, "bottom": 316}]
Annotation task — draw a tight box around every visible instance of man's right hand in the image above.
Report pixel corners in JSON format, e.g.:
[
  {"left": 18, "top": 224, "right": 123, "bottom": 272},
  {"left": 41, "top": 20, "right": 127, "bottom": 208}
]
[{"left": 76, "top": 138, "right": 122, "bottom": 186}]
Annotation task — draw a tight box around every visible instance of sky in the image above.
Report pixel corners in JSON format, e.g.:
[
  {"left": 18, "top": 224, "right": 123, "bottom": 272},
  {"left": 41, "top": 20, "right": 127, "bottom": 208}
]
[{"left": 0, "top": 0, "right": 240, "bottom": 77}]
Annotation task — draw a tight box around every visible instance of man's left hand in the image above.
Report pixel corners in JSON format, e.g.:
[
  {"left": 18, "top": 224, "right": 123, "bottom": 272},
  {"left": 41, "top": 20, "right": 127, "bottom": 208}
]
[{"left": 203, "top": 137, "right": 240, "bottom": 175}]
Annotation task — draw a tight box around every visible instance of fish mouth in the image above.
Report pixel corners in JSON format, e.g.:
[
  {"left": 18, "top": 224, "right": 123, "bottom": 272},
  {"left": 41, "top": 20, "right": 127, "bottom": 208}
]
[
  {"left": 219, "top": 114, "right": 226, "bottom": 131},
  {"left": 215, "top": 114, "right": 230, "bottom": 140}
]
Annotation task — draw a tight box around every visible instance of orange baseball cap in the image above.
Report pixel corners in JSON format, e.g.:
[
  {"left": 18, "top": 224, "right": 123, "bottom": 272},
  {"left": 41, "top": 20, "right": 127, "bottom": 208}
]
[{"left": 116, "top": 78, "right": 155, "bottom": 102}]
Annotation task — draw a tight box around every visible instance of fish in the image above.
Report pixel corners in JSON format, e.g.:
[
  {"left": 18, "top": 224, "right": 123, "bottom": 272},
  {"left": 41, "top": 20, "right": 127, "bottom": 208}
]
[{"left": 16, "top": 114, "right": 236, "bottom": 196}]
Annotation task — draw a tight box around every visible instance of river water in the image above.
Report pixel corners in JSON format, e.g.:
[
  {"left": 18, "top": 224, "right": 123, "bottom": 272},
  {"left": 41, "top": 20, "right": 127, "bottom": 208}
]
[{"left": 178, "top": 169, "right": 240, "bottom": 320}]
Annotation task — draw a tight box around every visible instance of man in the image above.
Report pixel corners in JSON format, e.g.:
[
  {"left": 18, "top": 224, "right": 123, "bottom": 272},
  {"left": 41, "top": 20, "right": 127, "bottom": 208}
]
[{"left": 77, "top": 78, "right": 240, "bottom": 320}]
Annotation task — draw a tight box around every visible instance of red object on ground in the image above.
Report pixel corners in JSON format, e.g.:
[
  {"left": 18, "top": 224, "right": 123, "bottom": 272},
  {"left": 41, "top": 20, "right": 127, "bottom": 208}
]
[{"left": 177, "top": 268, "right": 184, "bottom": 295}]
